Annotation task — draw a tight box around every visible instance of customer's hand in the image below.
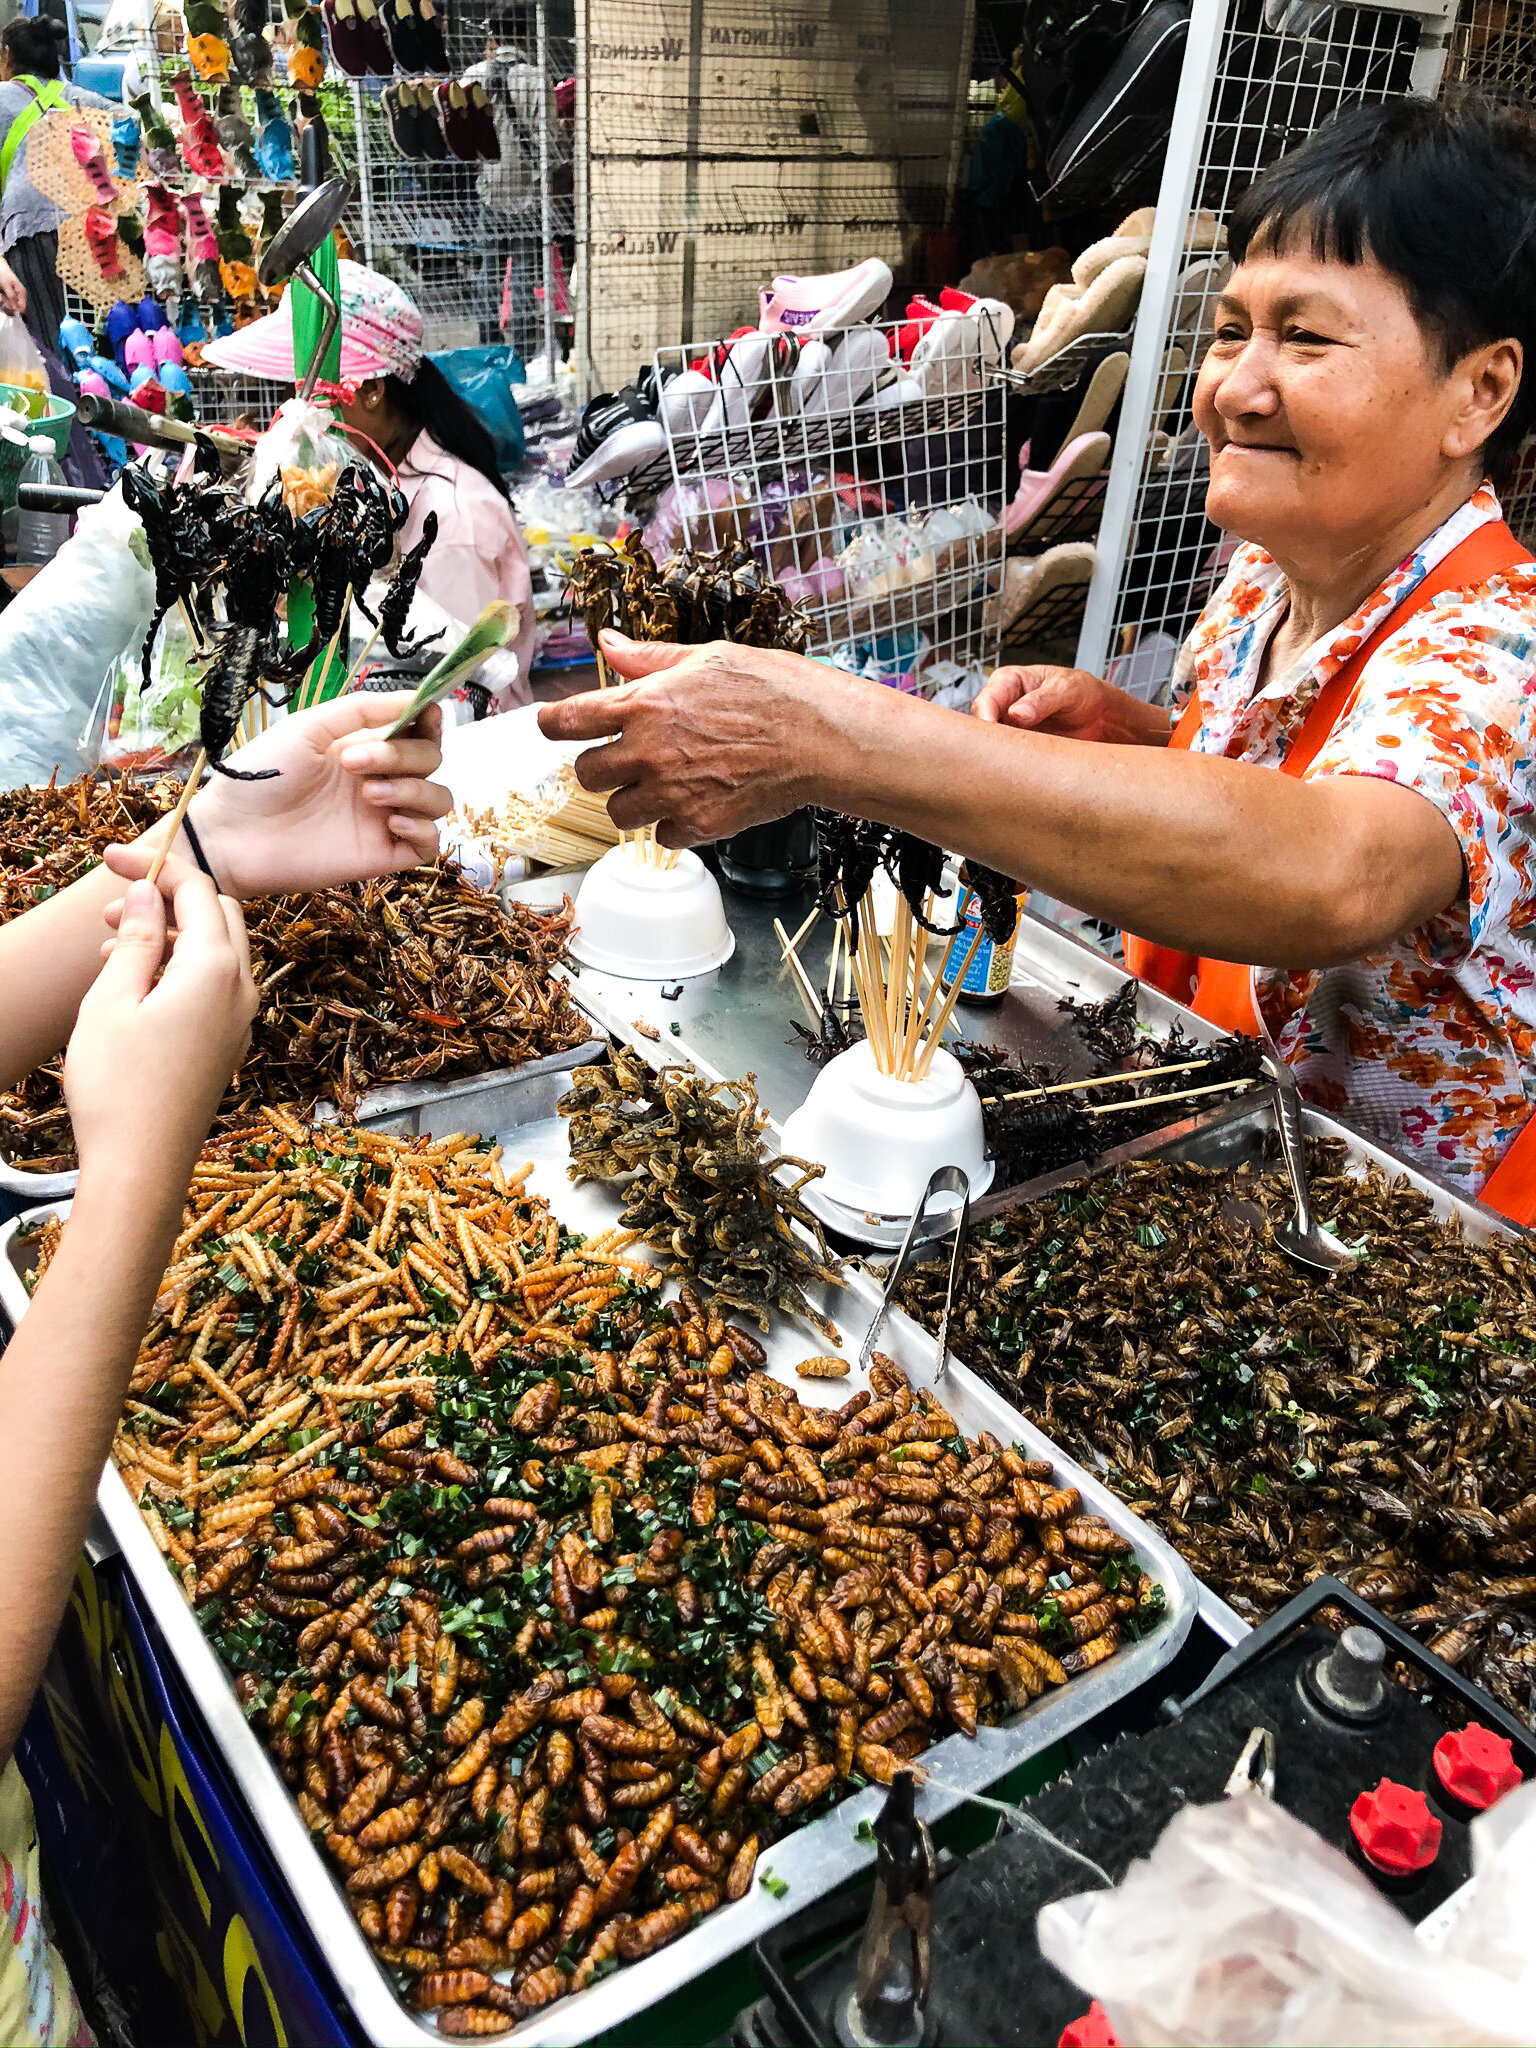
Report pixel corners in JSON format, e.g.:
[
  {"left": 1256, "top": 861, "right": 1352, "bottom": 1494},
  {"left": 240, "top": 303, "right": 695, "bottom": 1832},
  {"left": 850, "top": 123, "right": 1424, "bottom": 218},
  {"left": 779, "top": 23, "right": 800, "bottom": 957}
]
[
  {"left": 63, "top": 871, "right": 257, "bottom": 1196},
  {"left": 104, "top": 694, "right": 451, "bottom": 903},
  {"left": 974, "top": 664, "right": 1129, "bottom": 741},
  {"left": 0, "top": 258, "right": 26, "bottom": 318}
]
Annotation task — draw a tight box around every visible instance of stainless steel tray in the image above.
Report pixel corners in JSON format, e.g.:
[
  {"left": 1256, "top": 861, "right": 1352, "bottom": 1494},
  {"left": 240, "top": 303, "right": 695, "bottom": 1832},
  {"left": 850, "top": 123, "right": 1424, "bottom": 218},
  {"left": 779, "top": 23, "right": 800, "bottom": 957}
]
[
  {"left": 0, "top": 1058, "right": 1198, "bottom": 2048},
  {"left": 0, "top": 1039, "right": 606, "bottom": 1199},
  {"left": 889, "top": 1083, "right": 1534, "bottom": 1644}
]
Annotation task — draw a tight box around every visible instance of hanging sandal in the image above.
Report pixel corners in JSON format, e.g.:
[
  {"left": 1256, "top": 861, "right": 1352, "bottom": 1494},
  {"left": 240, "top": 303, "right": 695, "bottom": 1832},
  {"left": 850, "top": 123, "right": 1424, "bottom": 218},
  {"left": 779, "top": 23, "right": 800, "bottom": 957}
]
[
  {"left": 416, "top": 0, "right": 447, "bottom": 70},
  {"left": 171, "top": 71, "right": 228, "bottom": 178},
  {"left": 69, "top": 124, "right": 120, "bottom": 205},
  {"left": 83, "top": 206, "right": 127, "bottom": 282},
  {"left": 251, "top": 86, "right": 295, "bottom": 178}
]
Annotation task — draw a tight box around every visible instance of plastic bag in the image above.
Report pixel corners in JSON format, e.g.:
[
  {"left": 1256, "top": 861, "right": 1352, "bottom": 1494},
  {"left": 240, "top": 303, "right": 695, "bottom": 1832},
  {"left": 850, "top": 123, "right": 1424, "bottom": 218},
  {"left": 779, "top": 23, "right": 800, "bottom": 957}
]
[
  {"left": 247, "top": 395, "right": 357, "bottom": 512},
  {"left": 431, "top": 346, "right": 527, "bottom": 473},
  {"left": 1037, "top": 1788, "right": 1536, "bottom": 2047},
  {"left": 0, "top": 481, "right": 157, "bottom": 789},
  {"left": 90, "top": 605, "right": 203, "bottom": 772}
]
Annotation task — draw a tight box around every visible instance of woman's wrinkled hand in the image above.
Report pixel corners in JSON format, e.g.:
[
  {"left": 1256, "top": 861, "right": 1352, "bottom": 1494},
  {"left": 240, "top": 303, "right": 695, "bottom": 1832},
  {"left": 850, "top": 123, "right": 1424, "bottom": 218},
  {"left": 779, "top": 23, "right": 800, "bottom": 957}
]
[
  {"left": 110, "top": 694, "right": 452, "bottom": 902},
  {"left": 537, "top": 631, "right": 834, "bottom": 845},
  {"left": 974, "top": 663, "right": 1126, "bottom": 741},
  {"left": 64, "top": 871, "right": 257, "bottom": 1195}
]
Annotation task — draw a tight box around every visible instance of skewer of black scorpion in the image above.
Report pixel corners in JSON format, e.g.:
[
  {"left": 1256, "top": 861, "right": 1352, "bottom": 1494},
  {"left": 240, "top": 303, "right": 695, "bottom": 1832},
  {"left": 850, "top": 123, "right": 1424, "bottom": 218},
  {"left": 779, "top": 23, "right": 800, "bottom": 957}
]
[{"left": 123, "top": 460, "right": 443, "bottom": 778}]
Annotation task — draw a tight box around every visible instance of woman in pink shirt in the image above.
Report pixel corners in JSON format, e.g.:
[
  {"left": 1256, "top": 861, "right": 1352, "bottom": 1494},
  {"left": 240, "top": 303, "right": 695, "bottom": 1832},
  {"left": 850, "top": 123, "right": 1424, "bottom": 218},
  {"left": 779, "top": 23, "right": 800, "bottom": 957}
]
[{"left": 205, "top": 261, "right": 535, "bottom": 703}]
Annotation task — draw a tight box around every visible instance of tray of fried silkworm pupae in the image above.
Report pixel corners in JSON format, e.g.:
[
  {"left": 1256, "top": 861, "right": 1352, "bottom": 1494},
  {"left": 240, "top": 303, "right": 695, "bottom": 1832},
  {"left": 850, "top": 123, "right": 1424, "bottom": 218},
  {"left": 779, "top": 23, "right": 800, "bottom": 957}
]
[
  {"left": 891, "top": 1086, "right": 1536, "bottom": 1676},
  {"left": 0, "top": 1049, "right": 1195, "bottom": 2048}
]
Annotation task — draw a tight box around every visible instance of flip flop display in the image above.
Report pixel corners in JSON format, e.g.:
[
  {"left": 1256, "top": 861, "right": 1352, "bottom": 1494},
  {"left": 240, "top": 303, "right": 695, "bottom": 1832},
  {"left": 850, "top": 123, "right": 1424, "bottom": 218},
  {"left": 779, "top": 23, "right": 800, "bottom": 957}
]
[{"left": 1004, "top": 429, "right": 1112, "bottom": 544}]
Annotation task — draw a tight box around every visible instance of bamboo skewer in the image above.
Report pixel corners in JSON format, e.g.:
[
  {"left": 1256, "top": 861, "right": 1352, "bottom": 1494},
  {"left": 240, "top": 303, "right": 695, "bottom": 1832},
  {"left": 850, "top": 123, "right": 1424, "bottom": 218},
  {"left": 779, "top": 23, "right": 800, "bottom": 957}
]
[
  {"left": 1082, "top": 1076, "right": 1259, "bottom": 1116},
  {"left": 984, "top": 1056, "right": 1218, "bottom": 1105},
  {"left": 825, "top": 920, "right": 842, "bottom": 1004},
  {"left": 780, "top": 903, "right": 820, "bottom": 962},
  {"left": 147, "top": 750, "right": 208, "bottom": 885},
  {"left": 912, "top": 915, "right": 987, "bottom": 1080},
  {"left": 773, "top": 917, "right": 823, "bottom": 1026}
]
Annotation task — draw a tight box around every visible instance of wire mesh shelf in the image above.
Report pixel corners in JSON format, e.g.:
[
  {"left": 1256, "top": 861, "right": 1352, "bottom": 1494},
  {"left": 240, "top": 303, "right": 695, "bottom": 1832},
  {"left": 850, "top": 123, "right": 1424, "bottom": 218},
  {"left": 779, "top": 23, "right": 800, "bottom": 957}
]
[
  {"left": 1083, "top": 0, "right": 1449, "bottom": 682},
  {"left": 629, "top": 310, "right": 1006, "bottom": 700},
  {"left": 1001, "top": 569, "right": 1094, "bottom": 654},
  {"left": 996, "top": 327, "right": 1136, "bottom": 397}
]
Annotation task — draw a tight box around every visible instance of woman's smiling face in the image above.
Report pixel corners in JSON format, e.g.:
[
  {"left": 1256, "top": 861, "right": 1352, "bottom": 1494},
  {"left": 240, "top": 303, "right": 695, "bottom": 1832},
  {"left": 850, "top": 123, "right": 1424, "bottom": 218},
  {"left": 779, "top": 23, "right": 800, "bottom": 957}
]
[{"left": 1193, "top": 246, "right": 1508, "bottom": 571}]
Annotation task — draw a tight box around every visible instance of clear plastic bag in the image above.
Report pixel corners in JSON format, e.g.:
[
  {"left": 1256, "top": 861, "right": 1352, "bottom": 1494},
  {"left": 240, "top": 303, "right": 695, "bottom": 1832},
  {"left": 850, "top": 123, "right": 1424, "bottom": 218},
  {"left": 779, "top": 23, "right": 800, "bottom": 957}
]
[
  {"left": 1037, "top": 1788, "right": 1536, "bottom": 2047},
  {"left": 247, "top": 395, "right": 358, "bottom": 512},
  {"left": 0, "top": 481, "right": 158, "bottom": 789},
  {"left": 90, "top": 605, "right": 204, "bottom": 773}
]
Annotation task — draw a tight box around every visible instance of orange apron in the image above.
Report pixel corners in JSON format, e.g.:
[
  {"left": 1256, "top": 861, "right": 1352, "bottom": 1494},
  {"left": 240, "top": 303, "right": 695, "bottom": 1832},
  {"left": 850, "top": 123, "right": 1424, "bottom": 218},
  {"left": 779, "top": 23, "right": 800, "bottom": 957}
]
[{"left": 1123, "top": 520, "right": 1536, "bottom": 1226}]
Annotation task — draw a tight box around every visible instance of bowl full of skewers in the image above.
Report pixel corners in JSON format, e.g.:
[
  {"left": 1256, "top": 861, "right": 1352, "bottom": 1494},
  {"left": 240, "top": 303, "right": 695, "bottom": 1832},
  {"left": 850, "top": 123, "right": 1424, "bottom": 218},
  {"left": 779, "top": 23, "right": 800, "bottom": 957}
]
[{"left": 779, "top": 822, "right": 1021, "bottom": 1242}]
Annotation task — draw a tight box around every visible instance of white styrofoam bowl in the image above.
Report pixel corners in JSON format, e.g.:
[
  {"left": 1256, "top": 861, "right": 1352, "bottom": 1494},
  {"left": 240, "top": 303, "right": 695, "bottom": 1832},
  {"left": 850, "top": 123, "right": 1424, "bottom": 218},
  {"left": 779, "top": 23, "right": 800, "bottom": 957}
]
[
  {"left": 567, "top": 843, "right": 734, "bottom": 980},
  {"left": 780, "top": 1037, "right": 991, "bottom": 1217}
]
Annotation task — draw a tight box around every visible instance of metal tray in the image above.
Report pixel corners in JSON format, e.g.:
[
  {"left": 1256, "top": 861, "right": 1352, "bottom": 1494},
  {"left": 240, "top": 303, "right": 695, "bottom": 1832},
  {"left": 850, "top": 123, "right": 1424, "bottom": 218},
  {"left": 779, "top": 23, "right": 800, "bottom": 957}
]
[
  {"left": 0, "top": 1039, "right": 606, "bottom": 1199},
  {"left": 0, "top": 1059, "right": 1198, "bottom": 2048},
  {"left": 889, "top": 1083, "right": 1534, "bottom": 1644}
]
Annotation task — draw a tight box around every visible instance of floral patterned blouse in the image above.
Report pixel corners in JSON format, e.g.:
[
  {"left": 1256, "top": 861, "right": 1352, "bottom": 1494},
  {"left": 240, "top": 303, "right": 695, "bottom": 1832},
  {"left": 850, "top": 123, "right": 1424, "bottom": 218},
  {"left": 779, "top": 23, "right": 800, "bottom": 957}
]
[{"left": 1171, "top": 482, "right": 1536, "bottom": 1198}]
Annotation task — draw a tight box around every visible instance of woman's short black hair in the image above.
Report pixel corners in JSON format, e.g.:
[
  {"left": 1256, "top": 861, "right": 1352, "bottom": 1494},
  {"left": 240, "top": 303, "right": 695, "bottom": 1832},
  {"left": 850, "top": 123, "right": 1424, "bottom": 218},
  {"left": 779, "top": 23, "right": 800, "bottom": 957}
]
[
  {"left": 2, "top": 14, "right": 68, "bottom": 77},
  {"left": 1228, "top": 95, "right": 1536, "bottom": 479}
]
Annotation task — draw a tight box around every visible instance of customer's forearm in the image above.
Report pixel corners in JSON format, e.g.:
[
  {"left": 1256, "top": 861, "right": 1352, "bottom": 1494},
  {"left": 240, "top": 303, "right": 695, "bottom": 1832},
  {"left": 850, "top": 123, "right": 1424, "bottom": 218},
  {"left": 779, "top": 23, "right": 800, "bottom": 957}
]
[
  {"left": 810, "top": 686, "right": 1460, "bottom": 968},
  {"left": 0, "top": 1163, "right": 185, "bottom": 1764}
]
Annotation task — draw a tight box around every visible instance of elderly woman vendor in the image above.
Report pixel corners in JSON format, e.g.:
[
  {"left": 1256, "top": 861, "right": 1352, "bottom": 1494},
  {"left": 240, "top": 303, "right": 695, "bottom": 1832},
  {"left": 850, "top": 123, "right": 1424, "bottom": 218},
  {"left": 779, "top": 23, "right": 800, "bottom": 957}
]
[{"left": 542, "top": 99, "right": 1536, "bottom": 1218}]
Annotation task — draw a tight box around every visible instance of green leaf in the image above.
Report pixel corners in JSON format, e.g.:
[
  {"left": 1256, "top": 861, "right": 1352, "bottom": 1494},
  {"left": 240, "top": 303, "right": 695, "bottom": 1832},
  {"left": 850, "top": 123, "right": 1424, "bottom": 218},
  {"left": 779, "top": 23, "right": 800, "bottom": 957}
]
[
  {"left": 758, "top": 1867, "right": 790, "bottom": 1900},
  {"left": 853, "top": 1818, "right": 876, "bottom": 1845}
]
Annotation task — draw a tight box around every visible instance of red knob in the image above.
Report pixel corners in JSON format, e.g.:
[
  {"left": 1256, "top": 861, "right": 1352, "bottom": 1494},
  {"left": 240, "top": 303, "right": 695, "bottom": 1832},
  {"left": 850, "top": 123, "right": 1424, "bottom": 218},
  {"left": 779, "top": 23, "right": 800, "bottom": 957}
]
[
  {"left": 1058, "top": 2001, "right": 1119, "bottom": 2048},
  {"left": 1433, "top": 1724, "right": 1523, "bottom": 1812},
  {"left": 1350, "top": 1778, "right": 1442, "bottom": 1875}
]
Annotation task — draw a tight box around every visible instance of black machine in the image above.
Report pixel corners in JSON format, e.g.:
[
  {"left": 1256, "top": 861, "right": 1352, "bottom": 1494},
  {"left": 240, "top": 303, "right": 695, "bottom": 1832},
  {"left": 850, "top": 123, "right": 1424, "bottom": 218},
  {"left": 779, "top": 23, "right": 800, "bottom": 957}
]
[{"left": 728, "top": 1580, "right": 1536, "bottom": 2048}]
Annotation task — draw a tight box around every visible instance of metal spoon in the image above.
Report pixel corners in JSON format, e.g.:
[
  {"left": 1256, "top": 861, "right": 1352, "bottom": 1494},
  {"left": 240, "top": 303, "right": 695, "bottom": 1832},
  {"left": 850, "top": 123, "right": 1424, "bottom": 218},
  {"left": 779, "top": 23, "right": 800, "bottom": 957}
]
[{"left": 1263, "top": 1053, "right": 1357, "bottom": 1273}]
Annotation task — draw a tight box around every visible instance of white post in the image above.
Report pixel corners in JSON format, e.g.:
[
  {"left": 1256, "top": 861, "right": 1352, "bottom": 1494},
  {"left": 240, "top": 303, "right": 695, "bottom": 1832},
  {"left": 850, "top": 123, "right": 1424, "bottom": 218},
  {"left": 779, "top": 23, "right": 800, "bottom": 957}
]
[
  {"left": 350, "top": 80, "right": 378, "bottom": 267},
  {"left": 1074, "top": 0, "right": 1227, "bottom": 676},
  {"left": 535, "top": 0, "right": 555, "bottom": 374}
]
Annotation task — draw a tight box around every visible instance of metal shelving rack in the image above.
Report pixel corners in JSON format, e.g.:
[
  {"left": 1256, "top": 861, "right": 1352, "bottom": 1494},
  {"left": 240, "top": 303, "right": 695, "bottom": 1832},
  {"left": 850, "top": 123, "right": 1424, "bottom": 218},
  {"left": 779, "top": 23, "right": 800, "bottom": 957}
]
[
  {"left": 1072, "top": 0, "right": 1461, "bottom": 690},
  {"left": 1443, "top": 0, "right": 1536, "bottom": 548},
  {"left": 636, "top": 313, "right": 1008, "bottom": 701}
]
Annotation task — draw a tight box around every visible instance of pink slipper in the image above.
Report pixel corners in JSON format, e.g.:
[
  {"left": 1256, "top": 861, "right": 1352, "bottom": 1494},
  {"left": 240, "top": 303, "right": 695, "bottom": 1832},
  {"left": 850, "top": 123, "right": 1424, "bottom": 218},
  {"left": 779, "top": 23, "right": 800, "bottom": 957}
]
[
  {"left": 69, "top": 124, "right": 118, "bottom": 204},
  {"left": 182, "top": 192, "right": 219, "bottom": 267},
  {"left": 1004, "top": 430, "right": 1111, "bottom": 541}
]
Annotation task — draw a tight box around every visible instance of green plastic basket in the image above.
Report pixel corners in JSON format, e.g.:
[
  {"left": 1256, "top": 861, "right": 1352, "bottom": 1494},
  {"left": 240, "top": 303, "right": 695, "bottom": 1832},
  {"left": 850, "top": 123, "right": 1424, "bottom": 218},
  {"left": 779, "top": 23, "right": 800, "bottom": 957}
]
[{"left": 0, "top": 386, "right": 76, "bottom": 511}]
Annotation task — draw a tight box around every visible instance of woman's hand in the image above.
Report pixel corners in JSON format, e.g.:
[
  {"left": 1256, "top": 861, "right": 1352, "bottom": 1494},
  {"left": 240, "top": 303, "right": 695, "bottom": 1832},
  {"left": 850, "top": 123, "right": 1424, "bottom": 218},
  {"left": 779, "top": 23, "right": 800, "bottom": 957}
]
[
  {"left": 539, "top": 631, "right": 841, "bottom": 844},
  {"left": 107, "top": 694, "right": 451, "bottom": 903},
  {"left": 0, "top": 257, "right": 26, "bottom": 318},
  {"left": 64, "top": 870, "right": 258, "bottom": 1194},
  {"left": 974, "top": 665, "right": 1172, "bottom": 746}
]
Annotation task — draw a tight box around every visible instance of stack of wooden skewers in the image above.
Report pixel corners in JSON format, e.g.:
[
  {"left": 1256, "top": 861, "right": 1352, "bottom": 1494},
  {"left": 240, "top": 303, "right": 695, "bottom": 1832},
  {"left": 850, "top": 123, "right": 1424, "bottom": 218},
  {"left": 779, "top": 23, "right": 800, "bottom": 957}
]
[
  {"left": 455, "top": 763, "right": 621, "bottom": 876},
  {"left": 775, "top": 880, "right": 990, "bottom": 1085}
]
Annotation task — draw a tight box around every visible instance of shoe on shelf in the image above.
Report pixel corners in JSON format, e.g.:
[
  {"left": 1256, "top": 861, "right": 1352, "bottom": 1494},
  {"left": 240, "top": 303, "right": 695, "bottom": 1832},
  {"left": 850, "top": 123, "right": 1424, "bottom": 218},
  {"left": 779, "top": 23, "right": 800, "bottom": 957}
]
[
  {"left": 988, "top": 540, "right": 1097, "bottom": 639},
  {"left": 322, "top": 0, "right": 368, "bottom": 76},
  {"left": 412, "top": 81, "right": 449, "bottom": 160},
  {"left": 1005, "top": 429, "right": 1111, "bottom": 542},
  {"left": 380, "top": 81, "right": 418, "bottom": 158},
  {"left": 58, "top": 316, "right": 95, "bottom": 368},
  {"left": 795, "top": 323, "right": 889, "bottom": 419},
  {"left": 382, "top": 0, "right": 426, "bottom": 71},
  {"left": 467, "top": 80, "right": 499, "bottom": 158},
  {"left": 1013, "top": 256, "right": 1146, "bottom": 377},
  {"left": 656, "top": 365, "right": 716, "bottom": 434},
  {"left": 252, "top": 87, "right": 295, "bottom": 178},
  {"left": 910, "top": 309, "right": 984, "bottom": 398},
  {"left": 565, "top": 384, "right": 665, "bottom": 489},
  {"left": 758, "top": 256, "right": 891, "bottom": 334},
  {"left": 938, "top": 284, "right": 1015, "bottom": 361},
  {"left": 416, "top": 0, "right": 447, "bottom": 70},
  {"left": 434, "top": 78, "right": 479, "bottom": 158}
]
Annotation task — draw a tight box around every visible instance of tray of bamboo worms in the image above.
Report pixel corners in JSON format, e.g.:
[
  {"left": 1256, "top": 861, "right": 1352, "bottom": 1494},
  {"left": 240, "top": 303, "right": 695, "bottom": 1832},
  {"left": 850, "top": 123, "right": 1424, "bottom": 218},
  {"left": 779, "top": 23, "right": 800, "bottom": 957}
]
[
  {"left": 891, "top": 1085, "right": 1536, "bottom": 1696},
  {"left": 0, "top": 770, "right": 606, "bottom": 1195},
  {"left": 0, "top": 1047, "right": 1196, "bottom": 2046}
]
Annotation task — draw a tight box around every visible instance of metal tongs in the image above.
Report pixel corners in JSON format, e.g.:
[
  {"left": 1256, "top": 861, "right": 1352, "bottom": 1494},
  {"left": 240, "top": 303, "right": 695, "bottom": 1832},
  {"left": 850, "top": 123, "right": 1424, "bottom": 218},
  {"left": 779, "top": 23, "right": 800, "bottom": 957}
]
[{"left": 860, "top": 1166, "right": 971, "bottom": 1382}]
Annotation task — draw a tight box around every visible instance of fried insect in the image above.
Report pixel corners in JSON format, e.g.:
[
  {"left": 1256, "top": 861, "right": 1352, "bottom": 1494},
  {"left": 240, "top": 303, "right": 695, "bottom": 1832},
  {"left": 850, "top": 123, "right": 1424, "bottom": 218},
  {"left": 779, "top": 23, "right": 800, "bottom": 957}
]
[
  {"left": 88, "top": 1123, "right": 1158, "bottom": 2032},
  {"left": 896, "top": 1138, "right": 1536, "bottom": 1716},
  {"left": 561, "top": 1046, "right": 844, "bottom": 1338}
]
